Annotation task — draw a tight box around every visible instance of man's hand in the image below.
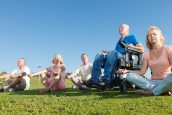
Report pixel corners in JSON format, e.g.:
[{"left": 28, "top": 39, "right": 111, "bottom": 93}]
[{"left": 128, "top": 44, "right": 135, "bottom": 48}]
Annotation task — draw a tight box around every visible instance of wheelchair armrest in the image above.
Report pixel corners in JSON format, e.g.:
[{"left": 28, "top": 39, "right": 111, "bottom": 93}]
[{"left": 126, "top": 47, "right": 143, "bottom": 54}]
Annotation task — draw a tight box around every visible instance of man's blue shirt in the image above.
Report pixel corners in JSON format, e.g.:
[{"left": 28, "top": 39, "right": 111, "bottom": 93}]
[{"left": 115, "top": 35, "right": 140, "bottom": 55}]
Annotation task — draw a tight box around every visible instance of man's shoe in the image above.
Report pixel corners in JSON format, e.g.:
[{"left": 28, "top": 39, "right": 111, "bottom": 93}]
[
  {"left": 0, "top": 88, "right": 5, "bottom": 92},
  {"left": 80, "top": 85, "right": 90, "bottom": 90},
  {"left": 99, "top": 80, "right": 110, "bottom": 86}
]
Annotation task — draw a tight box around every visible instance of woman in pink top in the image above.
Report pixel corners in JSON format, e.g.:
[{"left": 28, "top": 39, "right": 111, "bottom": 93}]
[
  {"left": 29, "top": 53, "right": 66, "bottom": 93},
  {"left": 119, "top": 26, "right": 172, "bottom": 95}
]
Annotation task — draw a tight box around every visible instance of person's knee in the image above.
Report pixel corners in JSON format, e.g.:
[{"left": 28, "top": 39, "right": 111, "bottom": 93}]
[
  {"left": 95, "top": 53, "right": 101, "bottom": 59},
  {"left": 108, "top": 50, "right": 122, "bottom": 60},
  {"left": 109, "top": 50, "right": 120, "bottom": 55},
  {"left": 18, "top": 79, "right": 28, "bottom": 90},
  {"left": 96, "top": 53, "right": 105, "bottom": 61},
  {"left": 4, "top": 78, "right": 13, "bottom": 86}
]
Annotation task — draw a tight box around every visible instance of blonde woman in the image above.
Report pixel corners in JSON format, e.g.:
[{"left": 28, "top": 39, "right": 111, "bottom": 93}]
[
  {"left": 119, "top": 26, "right": 172, "bottom": 95},
  {"left": 30, "top": 53, "right": 66, "bottom": 93}
]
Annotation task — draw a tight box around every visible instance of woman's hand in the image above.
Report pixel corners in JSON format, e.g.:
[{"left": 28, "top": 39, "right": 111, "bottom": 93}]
[{"left": 118, "top": 69, "right": 129, "bottom": 74}]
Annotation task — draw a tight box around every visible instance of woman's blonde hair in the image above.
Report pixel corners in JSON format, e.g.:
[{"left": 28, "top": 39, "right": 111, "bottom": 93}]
[
  {"left": 52, "top": 53, "right": 64, "bottom": 64},
  {"left": 146, "top": 26, "right": 164, "bottom": 50}
]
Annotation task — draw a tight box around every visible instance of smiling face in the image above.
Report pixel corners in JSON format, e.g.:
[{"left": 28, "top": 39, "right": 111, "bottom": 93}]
[{"left": 146, "top": 26, "right": 164, "bottom": 49}]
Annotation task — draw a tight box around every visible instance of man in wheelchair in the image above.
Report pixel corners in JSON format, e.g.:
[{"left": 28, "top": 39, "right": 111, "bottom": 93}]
[
  {"left": 110, "top": 43, "right": 143, "bottom": 92},
  {"left": 89, "top": 24, "right": 144, "bottom": 91}
]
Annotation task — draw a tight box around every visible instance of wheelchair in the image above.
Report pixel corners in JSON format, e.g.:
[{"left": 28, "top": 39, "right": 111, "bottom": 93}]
[
  {"left": 85, "top": 42, "right": 143, "bottom": 92},
  {"left": 110, "top": 44, "right": 143, "bottom": 92}
]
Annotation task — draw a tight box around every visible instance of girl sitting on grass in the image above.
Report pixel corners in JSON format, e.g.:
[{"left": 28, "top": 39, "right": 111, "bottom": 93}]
[{"left": 29, "top": 53, "right": 66, "bottom": 93}]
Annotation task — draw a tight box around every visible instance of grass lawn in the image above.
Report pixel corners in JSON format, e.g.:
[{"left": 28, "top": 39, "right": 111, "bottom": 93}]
[{"left": 0, "top": 77, "right": 172, "bottom": 115}]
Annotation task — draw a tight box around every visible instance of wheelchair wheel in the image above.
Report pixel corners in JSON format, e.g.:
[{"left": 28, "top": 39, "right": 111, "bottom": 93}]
[{"left": 119, "top": 78, "right": 128, "bottom": 93}]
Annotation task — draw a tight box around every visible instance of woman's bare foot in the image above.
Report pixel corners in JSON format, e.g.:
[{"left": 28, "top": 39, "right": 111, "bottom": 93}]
[{"left": 135, "top": 89, "right": 153, "bottom": 95}]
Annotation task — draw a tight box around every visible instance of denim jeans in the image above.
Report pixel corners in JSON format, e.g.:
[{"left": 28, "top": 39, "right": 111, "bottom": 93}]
[
  {"left": 92, "top": 50, "right": 122, "bottom": 83},
  {"left": 127, "top": 73, "right": 172, "bottom": 95}
]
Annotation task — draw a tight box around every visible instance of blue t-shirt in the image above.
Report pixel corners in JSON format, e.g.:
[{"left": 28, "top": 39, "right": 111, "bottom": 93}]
[{"left": 115, "top": 35, "right": 140, "bottom": 55}]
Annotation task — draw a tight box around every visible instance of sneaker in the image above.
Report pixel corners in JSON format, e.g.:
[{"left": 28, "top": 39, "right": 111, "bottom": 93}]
[
  {"left": 167, "top": 91, "right": 172, "bottom": 96},
  {"left": 99, "top": 80, "right": 110, "bottom": 86},
  {"left": 72, "top": 85, "right": 79, "bottom": 89},
  {"left": 80, "top": 85, "right": 90, "bottom": 90},
  {"left": 4, "top": 87, "right": 14, "bottom": 92},
  {"left": 0, "top": 87, "right": 5, "bottom": 92}
]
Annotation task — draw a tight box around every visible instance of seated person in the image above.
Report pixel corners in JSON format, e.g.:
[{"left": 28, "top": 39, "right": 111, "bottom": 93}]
[
  {"left": 0, "top": 58, "right": 30, "bottom": 92},
  {"left": 119, "top": 26, "right": 172, "bottom": 96},
  {"left": 92, "top": 24, "right": 144, "bottom": 86},
  {"left": 29, "top": 53, "right": 66, "bottom": 93},
  {"left": 67, "top": 53, "right": 92, "bottom": 89}
]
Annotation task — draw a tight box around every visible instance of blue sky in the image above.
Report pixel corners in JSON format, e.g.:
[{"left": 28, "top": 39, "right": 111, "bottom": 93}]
[{"left": 0, "top": 0, "right": 172, "bottom": 75}]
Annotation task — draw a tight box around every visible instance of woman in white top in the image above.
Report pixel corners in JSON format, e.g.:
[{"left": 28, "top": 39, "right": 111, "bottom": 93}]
[{"left": 67, "top": 53, "right": 92, "bottom": 89}]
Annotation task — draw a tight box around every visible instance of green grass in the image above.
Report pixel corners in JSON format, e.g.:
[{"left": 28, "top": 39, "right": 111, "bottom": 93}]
[{"left": 0, "top": 78, "right": 172, "bottom": 115}]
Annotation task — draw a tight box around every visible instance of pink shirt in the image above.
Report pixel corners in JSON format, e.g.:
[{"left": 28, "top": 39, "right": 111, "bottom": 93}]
[
  {"left": 46, "top": 65, "right": 66, "bottom": 90},
  {"left": 145, "top": 46, "right": 172, "bottom": 80}
]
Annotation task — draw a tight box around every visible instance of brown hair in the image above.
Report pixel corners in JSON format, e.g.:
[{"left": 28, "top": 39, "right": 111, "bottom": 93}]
[{"left": 81, "top": 53, "right": 87, "bottom": 58}]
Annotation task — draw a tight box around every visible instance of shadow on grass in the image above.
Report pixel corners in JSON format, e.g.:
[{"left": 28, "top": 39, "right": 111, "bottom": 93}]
[{"left": 9, "top": 88, "right": 148, "bottom": 99}]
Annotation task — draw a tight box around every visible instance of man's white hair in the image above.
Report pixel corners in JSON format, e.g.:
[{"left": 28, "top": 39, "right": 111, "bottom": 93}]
[{"left": 120, "top": 24, "right": 130, "bottom": 30}]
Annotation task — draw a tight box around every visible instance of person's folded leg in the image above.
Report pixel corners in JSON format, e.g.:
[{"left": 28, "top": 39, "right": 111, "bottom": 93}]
[
  {"left": 153, "top": 73, "right": 172, "bottom": 95},
  {"left": 127, "top": 73, "right": 156, "bottom": 91},
  {"left": 92, "top": 53, "right": 107, "bottom": 84},
  {"left": 103, "top": 50, "right": 122, "bottom": 82}
]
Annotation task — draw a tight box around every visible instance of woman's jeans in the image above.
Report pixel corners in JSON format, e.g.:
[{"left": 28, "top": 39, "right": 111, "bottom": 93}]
[{"left": 127, "top": 73, "right": 172, "bottom": 95}]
